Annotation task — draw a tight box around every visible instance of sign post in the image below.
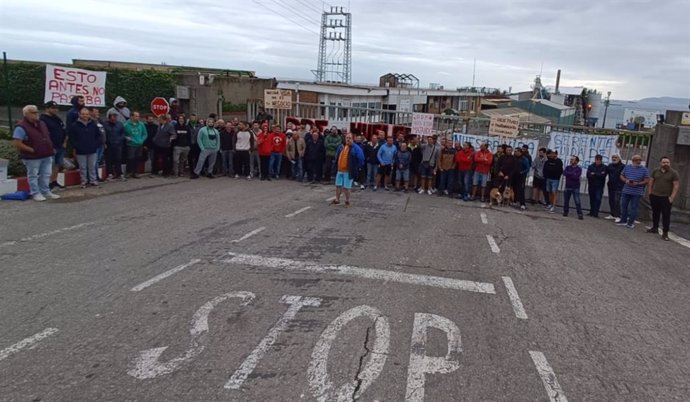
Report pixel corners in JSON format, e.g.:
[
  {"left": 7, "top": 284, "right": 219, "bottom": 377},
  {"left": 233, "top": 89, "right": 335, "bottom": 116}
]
[
  {"left": 150, "top": 97, "right": 170, "bottom": 117},
  {"left": 488, "top": 116, "right": 520, "bottom": 137},
  {"left": 411, "top": 113, "right": 434, "bottom": 136}
]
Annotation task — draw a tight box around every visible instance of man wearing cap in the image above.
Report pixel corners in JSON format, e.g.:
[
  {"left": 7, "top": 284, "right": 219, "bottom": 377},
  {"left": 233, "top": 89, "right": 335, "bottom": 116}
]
[
  {"left": 40, "top": 101, "right": 67, "bottom": 190},
  {"left": 646, "top": 156, "right": 680, "bottom": 241},
  {"left": 13, "top": 105, "right": 60, "bottom": 201}
]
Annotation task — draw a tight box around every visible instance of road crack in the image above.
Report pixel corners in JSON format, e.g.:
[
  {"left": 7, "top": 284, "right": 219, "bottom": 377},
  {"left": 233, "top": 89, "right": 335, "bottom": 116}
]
[{"left": 351, "top": 317, "right": 377, "bottom": 401}]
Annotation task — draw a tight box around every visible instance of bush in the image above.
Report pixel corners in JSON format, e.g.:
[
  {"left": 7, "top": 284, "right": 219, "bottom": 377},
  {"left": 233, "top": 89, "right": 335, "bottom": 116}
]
[
  {"left": 0, "top": 140, "right": 25, "bottom": 177},
  {"left": 0, "top": 127, "right": 10, "bottom": 141}
]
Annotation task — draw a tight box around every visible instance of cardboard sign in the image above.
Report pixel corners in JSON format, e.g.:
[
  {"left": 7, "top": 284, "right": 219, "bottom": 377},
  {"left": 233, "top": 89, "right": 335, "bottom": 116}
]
[
  {"left": 488, "top": 116, "right": 520, "bottom": 137},
  {"left": 547, "top": 132, "right": 621, "bottom": 175},
  {"left": 264, "top": 89, "right": 293, "bottom": 110},
  {"left": 411, "top": 113, "right": 434, "bottom": 136},
  {"left": 44, "top": 64, "right": 107, "bottom": 107}
]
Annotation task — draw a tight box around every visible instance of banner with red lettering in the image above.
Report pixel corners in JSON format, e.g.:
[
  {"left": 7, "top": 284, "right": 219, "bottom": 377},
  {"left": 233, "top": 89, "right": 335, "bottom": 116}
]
[{"left": 44, "top": 64, "right": 107, "bottom": 107}]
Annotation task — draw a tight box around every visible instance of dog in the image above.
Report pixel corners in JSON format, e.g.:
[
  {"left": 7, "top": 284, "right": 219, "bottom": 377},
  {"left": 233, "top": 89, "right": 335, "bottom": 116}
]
[
  {"left": 502, "top": 186, "right": 515, "bottom": 206},
  {"left": 489, "top": 186, "right": 515, "bottom": 208}
]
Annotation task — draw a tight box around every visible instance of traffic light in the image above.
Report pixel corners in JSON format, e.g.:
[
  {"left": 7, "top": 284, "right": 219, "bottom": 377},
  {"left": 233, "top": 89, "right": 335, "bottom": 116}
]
[{"left": 587, "top": 104, "right": 592, "bottom": 111}]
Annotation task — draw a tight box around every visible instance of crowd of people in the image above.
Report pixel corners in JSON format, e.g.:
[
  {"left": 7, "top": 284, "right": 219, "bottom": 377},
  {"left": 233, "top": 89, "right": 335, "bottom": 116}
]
[{"left": 11, "top": 96, "right": 681, "bottom": 240}]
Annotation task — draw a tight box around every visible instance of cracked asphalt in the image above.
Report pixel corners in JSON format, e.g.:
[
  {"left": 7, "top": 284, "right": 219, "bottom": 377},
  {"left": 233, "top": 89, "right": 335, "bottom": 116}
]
[{"left": 0, "top": 176, "right": 689, "bottom": 401}]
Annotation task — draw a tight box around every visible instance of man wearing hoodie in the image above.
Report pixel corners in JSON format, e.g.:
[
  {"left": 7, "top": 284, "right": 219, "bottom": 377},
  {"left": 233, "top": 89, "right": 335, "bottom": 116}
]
[
  {"left": 124, "top": 112, "right": 147, "bottom": 178},
  {"left": 269, "top": 124, "right": 287, "bottom": 179},
  {"left": 323, "top": 129, "right": 343, "bottom": 184},
  {"left": 66, "top": 95, "right": 85, "bottom": 127},
  {"left": 169, "top": 98, "right": 181, "bottom": 121},
  {"left": 104, "top": 111, "right": 125, "bottom": 180},
  {"left": 454, "top": 142, "right": 474, "bottom": 201},
  {"left": 256, "top": 123, "right": 273, "bottom": 181},
  {"left": 69, "top": 108, "right": 102, "bottom": 187},
  {"left": 193, "top": 117, "right": 220, "bottom": 179},
  {"left": 305, "top": 128, "right": 325, "bottom": 184},
  {"left": 605, "top": 155, "right": 625, "bottom": 220},
  {"left": 106, "top": 96, "right": 131, "bottom": 124},
  {"left": 364, "top": 135, "right": 380, "bottom": 190},
  {"left": 233, "top": 121, "right": 254, "bottom": 179},
  {"left": 40, "top": 101, "right": 67, "bottom": 190},
  {"left": 187, "top": 114, "right": 202, "bottom": 174},
  {"left": 173, "top": 115, "right": 192, "bottom": 177}
]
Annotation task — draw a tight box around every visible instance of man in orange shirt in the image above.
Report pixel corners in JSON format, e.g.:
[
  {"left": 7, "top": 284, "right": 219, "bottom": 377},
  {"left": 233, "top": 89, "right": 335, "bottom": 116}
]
[
  {"left": 268, "top": 124, "right": 287, "bottom": 179},
  {"left": 331, "top": 133, "right": 364, "bottom": 207},
  {"left": 256, "top": 122, "right": 272, "bottom": 180}
]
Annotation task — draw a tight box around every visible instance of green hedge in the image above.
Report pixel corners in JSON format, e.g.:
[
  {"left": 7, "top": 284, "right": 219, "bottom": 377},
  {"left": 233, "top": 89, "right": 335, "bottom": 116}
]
[
  {"left": 0, "top": 140, "right": 25, "bottom": 177},
  {"left": 0, "top": 62, "right": 176, "bottom": 112}
]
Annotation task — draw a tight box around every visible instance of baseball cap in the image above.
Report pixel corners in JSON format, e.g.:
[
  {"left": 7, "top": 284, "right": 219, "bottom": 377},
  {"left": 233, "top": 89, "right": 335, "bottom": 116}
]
[{"left": 45, "top": 101, "right": 58, "bottom": 108}]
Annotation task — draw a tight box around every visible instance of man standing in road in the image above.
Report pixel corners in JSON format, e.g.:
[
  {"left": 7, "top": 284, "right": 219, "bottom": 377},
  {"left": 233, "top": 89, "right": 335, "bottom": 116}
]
[
  {"left": 364, "top": 134, "right": 380, "bottom": 190},
  {"left": 124, "top": 112, "right": 147, "bottom": 179},
  {"left": 454, "top": 142, "right": 474, "bottom": 201},
  {"left": 418, "top": 135, "right": 440, "bottom": 195},
  {"left": 12, "top": 105, "right": 59, "bottom": 201},
  {"left": 233, "top": 121, "right": 254, "bottom": 180},
  {"left": 152, "top": 114, "right": 175, "bottom": 176},
  {"left": 40, "top": 101, "right": 66, "bottom": 190},
  {"left": 617, "top": 154, "right": 649, "bottom": 229},
  {"left": 104, "top": 111, "right": 125, "bottom": 180},
  {"left": 192, "top": 117, "right": 220, "bottom": 179},
  {"left": 323, "top": 128, "right": 342, "bottom": 184},
  {"left": 562, "top": 155, "right": 584, "bottom": 220},
  {"left": 497, "top": 146, "right": 519, "bottom": 194},
  {"left": 331, "top": 133, "right": 364, "bottom": 207},
  {"left": 646, "top": 157, "right": 680, "bottom": 241},
  {"left": 220, "top": 120, "right": 236, "bottom": 177},
  {"left": 394, "top": 142, "right": 412, "bottom": 192},
  {"left": 436, "top": 137, "right": 456, "bottom": 197},
  {"left": 173, "top": 115, "right": 192, "bottom": 177},
  {"left": 543, "top": 150, "right": 564, "bottom": 213},
  {"left": 471, "top": 143, "right": 493, "bottom": 202},
  {"left": 605, "top": 155, "right": 625, "bottom": 220},
  {"left": 269, "top": 124, "right": 287, "bottom": 180},
  {"left": 377, "top": 135, "right": 397, "bottom": 191},
  {"left": 305, "top": 128, "right": 325, "bottom": 184},
  {"left": 256, "top": 123, "right": 273, "bottom": 181},
  {"left": 90, "top": 108, "right": 106, "bottom": 182},
  {"left": 286, "top": 128, "right": 305, "bottom": 181},
  {"left": 530, "top": 147, "right": 547, "bottom": 205},
  {"left": 69, "top": 108, "right": 102, "bottom": 188},
  {"left": 586, "top": 155, "right": 607, "bottom": 218}
]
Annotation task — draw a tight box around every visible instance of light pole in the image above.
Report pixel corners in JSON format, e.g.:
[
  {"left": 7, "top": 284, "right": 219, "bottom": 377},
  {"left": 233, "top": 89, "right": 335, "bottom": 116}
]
[{"left": 602, "top": 91, "right": 611, "bottom": 129}]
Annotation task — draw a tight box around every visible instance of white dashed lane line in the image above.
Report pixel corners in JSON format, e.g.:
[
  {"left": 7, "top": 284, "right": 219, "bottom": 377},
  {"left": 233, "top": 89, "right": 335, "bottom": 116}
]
[
  {"left": 0, "top": 328, "right": 60, "bottom": 362},
  {"left": 480, "top": 213, "right": 488, "bottom": 225},
  {"left": 130, "top": 259, "right": 202, "bottom": 292},
  {"left": 231, "top": 227, "right": 266, "bottom": 243},
  {"left": 501, "top": 276, "right": 528, "bottom": 319},
  {"left": 529, "top": 351, "right": 569, "bottom": 402},
  {"left": 485, "top": 235, "right": 500, "bottom": 253},
  {"left": 285, "top": 206, "right": 312, "bottom": 218}
]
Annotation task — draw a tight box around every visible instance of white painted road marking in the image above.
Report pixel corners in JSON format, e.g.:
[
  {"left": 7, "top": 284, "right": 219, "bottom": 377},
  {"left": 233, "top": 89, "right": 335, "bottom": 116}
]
[
  {"left": 486, "top": 235, "right": 500, "bottom": 253},
  {"left": 480, "top": 213, "right": 488, "bottom": 225},
  {"left": 0, "top": 328, "right": 59, "bottom": 362},
  {"left": 231, "top": 227, "right": 266, "bottom": 243},
  {"left": 128, "top": 292, "right": 255, "bottom": 379},
  {"left": 529, "top": 351, "right": 568, "bottom": 402},
  {"left": 308, "top": 305, "right": 390, "bottom": 402},
  {"left": 223, "top": 253, "right": 496, "bottom": 294},
  {"left": 501, "top": 277, "right": 528, "bottom": 319},
  {"left": 652, "top": 228, "right": 690, "bottom": 249},
  {"left": 405, "top": 313, "right": 462, "bottom": 402},
  {"left": 226, "top": 295, "right": 322, "bottom": 390},
  {"left": 130, "top": 259, "right": 202, "bottom": 292},
  {"left": 0, "top": 222, "right": 97, "bottom": 248},
  {"left": 285, "top": 206, "right": 312, "bottom": 218}
]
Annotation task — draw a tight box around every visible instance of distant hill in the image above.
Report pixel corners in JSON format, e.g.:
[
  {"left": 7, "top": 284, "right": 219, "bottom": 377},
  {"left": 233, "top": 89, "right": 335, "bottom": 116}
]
[{"left": 632, "top": 97, "right": 689, "bottom": 108}]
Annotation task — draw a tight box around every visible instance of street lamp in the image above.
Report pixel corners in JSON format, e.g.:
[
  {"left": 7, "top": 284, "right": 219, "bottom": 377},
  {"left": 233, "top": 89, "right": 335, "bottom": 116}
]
[{"left": 602, "top": 91, "right": 611, "bottom": 129}]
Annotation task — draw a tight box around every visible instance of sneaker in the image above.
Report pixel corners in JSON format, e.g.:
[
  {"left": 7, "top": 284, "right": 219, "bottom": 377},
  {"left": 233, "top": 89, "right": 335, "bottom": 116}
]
[
  {"left": 384, "top": 186, "right": 391, "bottom": 191},
  {"left": 646, "top": 228, "right": 658, "bottom": 233},
  {"left": 360, "top": 184, "right": 365, "bottom": 190},
  {"left": 615, "top": 219, "right": 627, "bottom": 225},
  {"left": 234, "top": 174, "right": 239, "bottom": 179},
  {"left": 443, "top": 190, "right": 449, "bottom": 196},
  {"left": 520, "top": 205, "right": 526, "bottom": 210},
  {"left": 626, "top": 223, "right": 635, "bottom": 229},
  {"left": 353, "top": 181, "right": 359, "bottom": 186},
  {"left": 373, "top": 186, "right": 378, "bottom": 191},
  {"left": 246, "top": 176, "right": 252, "bottom": 180},
  {"left": 544, "top": 204, "right": 552, "bottom": 210},
  {"left": 121, "top": 176, "right": 127, "bottom": 182},
  {"left": 90, "top": 182, "right": 99, "bottom": 187},
  {"left": 44, "top": 192, "right": 61, "bottom": 200},
  {"left": 80, "top": 183, "right": 87, "bottom": 189},
  {"left": 427, "top": 190, "right": 433, "bottom": 195},
  {"left": 548, "top": 206, "right": 555, "bottom": 213},
  {"left": 403, "top": 188, "right": 408, "bottom": 193},
  {"left": 417, "top": 188, "right": 424, "bottom": 194},
  {"left": 32, "top": 193, "right": 47, "bottom": 202},
  {"left": 604, "top": 215, "right": 615, "bottom": 220}
]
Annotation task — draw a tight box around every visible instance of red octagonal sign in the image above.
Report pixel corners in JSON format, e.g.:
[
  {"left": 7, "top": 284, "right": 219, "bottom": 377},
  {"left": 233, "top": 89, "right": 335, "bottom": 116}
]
[{"left": 150, "top": 97, "right": 170, "bottom": 117}]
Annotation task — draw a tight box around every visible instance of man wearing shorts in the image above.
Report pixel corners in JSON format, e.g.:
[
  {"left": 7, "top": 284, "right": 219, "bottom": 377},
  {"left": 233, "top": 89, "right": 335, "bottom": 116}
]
[
  {"left": 471, "top": 143, "right": 493, "bottom": 201},
  {"left": 530, "top": 147, "right": 547, "bottom": 204},
  {"left": 332, "top": 133, "right": 364, "bottom": 207},
  {"left": 542, "top": 150, "right": 564, "bottom": 213},
  {"left": 417, "top": 135, "right": 441, "bottom": 195}
]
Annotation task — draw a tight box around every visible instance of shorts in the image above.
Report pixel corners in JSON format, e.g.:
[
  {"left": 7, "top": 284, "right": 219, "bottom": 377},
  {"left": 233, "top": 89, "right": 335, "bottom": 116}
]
[
  {"left": 395, "top": 169, "right": 410, "bottom": 182},
  {"left": 53, "top": 148, "right": 65, "bottom": 166},
  {"left": 379, "top": 164, "right": 392, "bottom": 177},
  {"left": 472, "top": 172, "right": 489, "bottom": 187},
  {"left": 335, "top": 171, "right": 353, "bottom": 189},
  {"left": 533, "top": 176, "right": 545, "bottom": 189},
  {"left": 419, "top": 165, "right": 435, "bottom": 178},
  {"left": 546, "top": 179, "right": 560, "bottom": 193}
]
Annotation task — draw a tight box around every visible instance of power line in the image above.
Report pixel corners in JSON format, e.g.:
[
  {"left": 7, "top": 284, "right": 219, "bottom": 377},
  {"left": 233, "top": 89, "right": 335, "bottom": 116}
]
[
  {"left": 268, "top": 0, "right": 321, "bottom": 27},
  {"left": 252, "top": 0, "right": 320, "bottom": 35},
  {"left": 293, "top": 0, "right": 322, "bottom": 15}
]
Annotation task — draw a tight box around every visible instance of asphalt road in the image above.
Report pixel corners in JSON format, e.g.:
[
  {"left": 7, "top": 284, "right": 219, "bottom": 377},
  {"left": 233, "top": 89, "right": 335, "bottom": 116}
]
[{"left": 0, "top": 176, "right": 689, "bottom": 401}]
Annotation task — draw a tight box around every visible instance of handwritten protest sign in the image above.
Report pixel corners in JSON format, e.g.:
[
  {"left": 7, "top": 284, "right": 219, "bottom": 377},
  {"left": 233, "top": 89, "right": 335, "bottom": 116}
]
[
  {"left": 452, "top": 133, "right": 539, "bottom": 160},
  {"left": 264, "top": 89, "right": 293, "bottom": 109},
  {"left": 44, "top": 64, "right": 107, "bottom": 107},
  {"left": 488, "top": 116, "right": 520, "bottom": 137},
  {"left": 548, "top": 131, "right": 620, "bottom": 175},
  {"left": 412, "top": 113, "right": 434, "bottom": 136}
]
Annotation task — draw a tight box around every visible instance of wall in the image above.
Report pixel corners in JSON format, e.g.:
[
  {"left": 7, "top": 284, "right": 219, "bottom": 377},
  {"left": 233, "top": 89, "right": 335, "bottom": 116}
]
[{"left": 649, "top": 121, "right": 690, "bottom": 210}]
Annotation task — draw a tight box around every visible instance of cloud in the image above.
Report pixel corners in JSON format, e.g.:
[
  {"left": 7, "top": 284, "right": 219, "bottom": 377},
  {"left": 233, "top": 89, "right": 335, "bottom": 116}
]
[{"left": 1, "top": 0, "right": 689, "bottom": 100}]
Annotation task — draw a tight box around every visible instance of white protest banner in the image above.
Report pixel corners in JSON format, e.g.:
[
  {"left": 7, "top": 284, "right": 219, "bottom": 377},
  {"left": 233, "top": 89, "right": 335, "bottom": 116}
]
[
  {"left": 488, "top": 116, "right": 520, "bottom": 137},
  {"left": 452, "top": 133, "right": 540, "bottom": 160},
  {"left": 412, "top": 113, "right": 434, "bottom": 136},
  {"left": 264, "top": 89, "right": 293, "bottom": 110},
  {"left": 44, "top": 64, "right": 107, "bottom": 107},
  {"left": 548, "top": 131, "right": 620, "bottom": 175}
]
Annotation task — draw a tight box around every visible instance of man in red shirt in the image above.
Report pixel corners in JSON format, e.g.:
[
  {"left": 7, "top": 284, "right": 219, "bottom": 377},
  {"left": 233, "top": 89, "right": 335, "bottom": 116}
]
[
  {"left": 256, "top": 123, "right": 272, "bottom": 180},
  {"left": 268, "top": 124, "right": 287, "bottom": 179},
  {"left": 471, "top": 143, "right": 494, "bottom": 202},
  {"left": 454, "top": 142, "right": 474, "bottom": 201}
]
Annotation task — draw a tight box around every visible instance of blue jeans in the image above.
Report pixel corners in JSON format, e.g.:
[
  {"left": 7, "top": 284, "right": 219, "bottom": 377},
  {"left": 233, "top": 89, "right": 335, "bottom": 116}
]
[
  {"left": 221, "top": 150, "right": 234, "bottom": 175},
  {"left": 563, "top": 188, "right": 583, "bottom": 217},
  {"left": 22, "top": 157, "right": 52, "bottom": 196},
  {"left": 439, "top": 170, "right": 455, "bottom": 192},
  {"left": 76, "top": 153, "right": 98, "bottom": 185},
  {"left": 457, "top": 170, "right": 472, "bottom": 198},
  {"left": 291, "top": 158, "right": 303, "bottom": 180},
  {"left": 588, "top": 186, "right": 604, "bottom": 217},
  {"left": 269, "top": 153, "right": 283, "bottom": 177},
  {"left": 620, "top": 193, "right": 642, "bottom": 225},
  {"left": 95, "top": 145, "right": 104, "bottom": 179},
  {"left": 366, "top": 163, "right": 378, "bottom": 186}
]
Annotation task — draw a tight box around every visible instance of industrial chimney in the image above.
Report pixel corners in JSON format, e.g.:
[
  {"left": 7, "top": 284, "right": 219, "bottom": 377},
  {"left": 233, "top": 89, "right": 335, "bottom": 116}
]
[{"left": 555, "top": 69, "right": 561, "bottom": 94}]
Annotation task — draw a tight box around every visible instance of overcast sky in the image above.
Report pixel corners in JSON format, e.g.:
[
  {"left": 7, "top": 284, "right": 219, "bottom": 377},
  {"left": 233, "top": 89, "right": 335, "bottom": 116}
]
[{"left": 2, "top": 0, "right": 689, "bottom": 100}]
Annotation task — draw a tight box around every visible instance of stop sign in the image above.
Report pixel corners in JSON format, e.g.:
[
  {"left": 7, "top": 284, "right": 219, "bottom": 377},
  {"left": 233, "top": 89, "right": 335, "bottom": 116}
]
[{"left": 150, "top": 97, "right": 170, "bottom": 117}]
